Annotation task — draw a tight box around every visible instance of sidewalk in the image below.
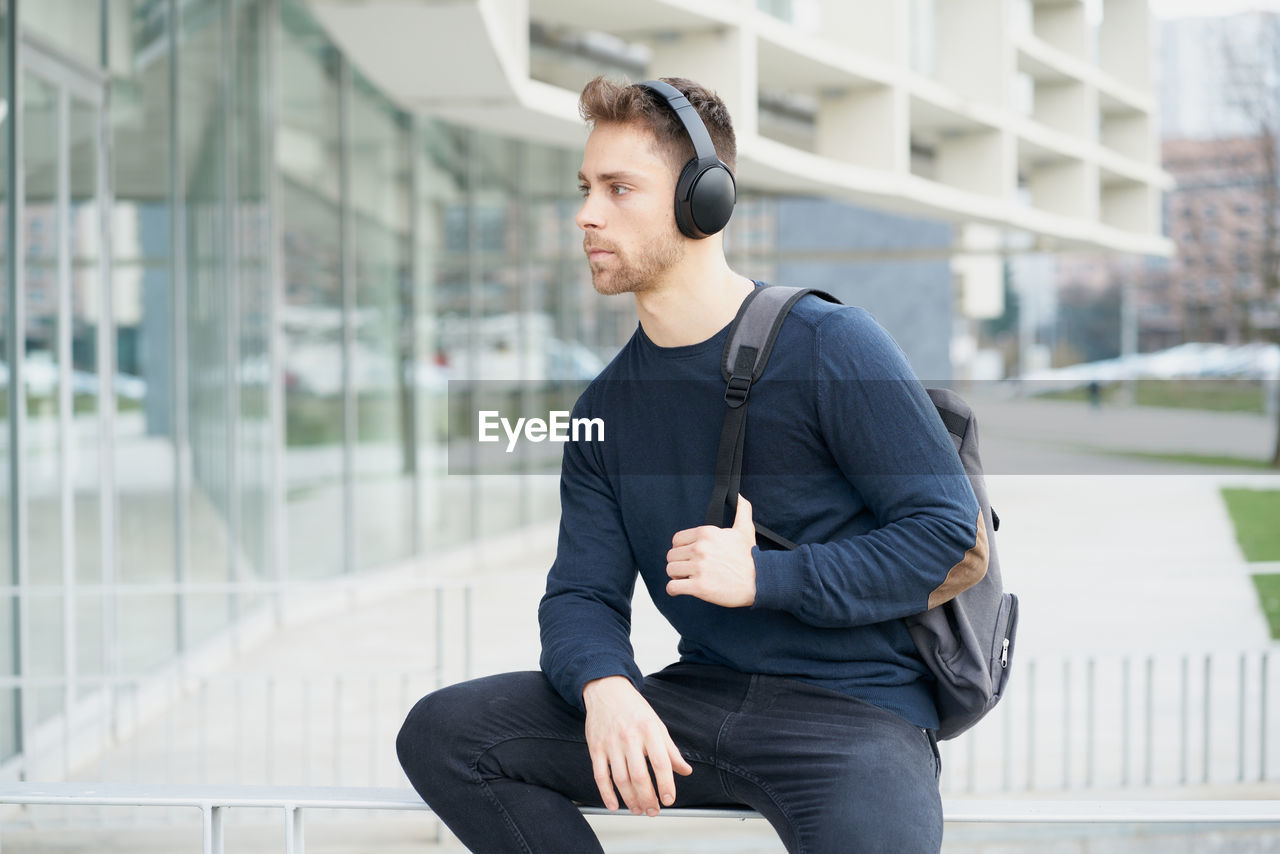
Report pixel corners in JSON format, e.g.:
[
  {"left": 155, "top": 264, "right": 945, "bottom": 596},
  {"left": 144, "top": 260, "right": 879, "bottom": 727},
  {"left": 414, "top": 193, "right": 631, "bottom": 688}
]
[{"left": 9, "top": 397, "right": 1280, "bottom": 852}]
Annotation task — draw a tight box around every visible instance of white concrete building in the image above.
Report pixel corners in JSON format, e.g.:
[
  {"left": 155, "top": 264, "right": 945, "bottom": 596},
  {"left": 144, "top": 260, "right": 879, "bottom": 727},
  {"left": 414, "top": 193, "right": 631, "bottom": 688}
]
[{"left": 309, "top": 0, "right": 1174, "bottom": 324}]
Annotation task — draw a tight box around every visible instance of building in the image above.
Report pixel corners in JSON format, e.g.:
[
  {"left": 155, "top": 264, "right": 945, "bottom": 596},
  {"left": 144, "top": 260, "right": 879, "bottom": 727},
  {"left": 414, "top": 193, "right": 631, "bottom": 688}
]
[
  {"left": 1047, "top": 10, "right": 1280, "bottom": 360},
  {"left": 0, "top": 0, "right": 1167, "bottom": 782},
  {"left": 1149, "top": 134, "right": 1280, "bottom": 347}
]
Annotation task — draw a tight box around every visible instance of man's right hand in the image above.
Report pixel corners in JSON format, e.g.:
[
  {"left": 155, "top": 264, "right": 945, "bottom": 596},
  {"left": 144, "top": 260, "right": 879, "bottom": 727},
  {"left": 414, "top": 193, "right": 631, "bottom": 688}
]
[{"left": 582, "top": 676, "right": 693, "bottom": 816}]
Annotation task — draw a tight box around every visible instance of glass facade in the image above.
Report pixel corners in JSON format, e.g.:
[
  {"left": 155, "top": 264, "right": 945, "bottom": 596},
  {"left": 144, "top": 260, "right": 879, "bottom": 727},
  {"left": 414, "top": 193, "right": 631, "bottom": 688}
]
[{"left": 0, "top": 0, "right": 620, "bottom": 773}]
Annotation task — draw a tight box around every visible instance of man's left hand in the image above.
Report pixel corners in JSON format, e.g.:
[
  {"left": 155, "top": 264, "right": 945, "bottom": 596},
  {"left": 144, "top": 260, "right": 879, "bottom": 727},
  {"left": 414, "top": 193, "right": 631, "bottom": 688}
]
[{"left": 666, "top": 495, "right": 757, "bottom": 607}]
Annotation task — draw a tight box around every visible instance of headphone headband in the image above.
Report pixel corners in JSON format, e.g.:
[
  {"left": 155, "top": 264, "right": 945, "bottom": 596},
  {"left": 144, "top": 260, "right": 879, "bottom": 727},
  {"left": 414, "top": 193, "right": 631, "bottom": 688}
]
[{"left": 635, "top": 79, "right": 720, "bottom": 168}]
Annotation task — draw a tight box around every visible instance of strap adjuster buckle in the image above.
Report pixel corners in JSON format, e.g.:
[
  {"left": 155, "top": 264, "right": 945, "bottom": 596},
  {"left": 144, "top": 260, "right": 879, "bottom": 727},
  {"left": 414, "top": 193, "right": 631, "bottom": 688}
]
[{"left": 724, "top": 375, "right": 751, "bottom": 408}]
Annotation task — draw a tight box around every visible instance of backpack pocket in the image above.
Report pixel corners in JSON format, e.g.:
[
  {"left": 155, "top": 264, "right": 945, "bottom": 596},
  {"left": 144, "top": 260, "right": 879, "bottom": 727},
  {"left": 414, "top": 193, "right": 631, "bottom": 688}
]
[{"left": 989, "top": 593, "right": 1019, "bottom": 699}]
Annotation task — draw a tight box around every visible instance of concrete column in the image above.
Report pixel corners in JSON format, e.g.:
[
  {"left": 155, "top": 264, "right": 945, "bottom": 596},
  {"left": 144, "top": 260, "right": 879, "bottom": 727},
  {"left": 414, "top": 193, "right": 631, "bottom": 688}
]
[
  {"left": 1102, "top": 109, "right": 1153, "bottom": 162},
  {"left": 1033, "top": 1, "right": 1089, "bottom": 58},
  {"left": 814, "top": 0, "right": 907, "bottom": 66},
  {"left": 936, "top": 0, "right": 1011, "bottom": 107},
  {"left": 1034, "top": 80, "right": 1091, "bottom": 138},
  {"left": 1029, "top": 158, "right": 1097, "bottom": 220},
  {"left": 647, "top": 25, "right": 758, "bottom": 141},
  {"left": 816, "top": 85, "right": 907, "bottom": 173},
  {"left": 954, "top": 224, "right": 1005, "bottom": 320},
  {"left": 1102, "top": 180, "right": 1157, "bottom": 234},
  {"left": 1099, "top": 0, "right": 1152, "bottom": 91},
  {"left": 937, "top": 128, "right": 1014, "bottom": 199}
]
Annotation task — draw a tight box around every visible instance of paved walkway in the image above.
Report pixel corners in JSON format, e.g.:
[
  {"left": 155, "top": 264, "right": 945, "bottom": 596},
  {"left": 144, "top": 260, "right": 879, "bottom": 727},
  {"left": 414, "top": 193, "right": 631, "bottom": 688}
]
[{"left": 9, "top": 396, "right": 1280, "bottom": 852}]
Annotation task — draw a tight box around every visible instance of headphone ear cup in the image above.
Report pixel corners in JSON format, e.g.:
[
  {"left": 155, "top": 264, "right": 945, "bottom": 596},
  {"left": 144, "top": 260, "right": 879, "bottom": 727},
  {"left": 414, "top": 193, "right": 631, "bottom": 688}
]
[
  {"left": 688, "top": 162, "right": 736, "bottom": 237},
  {"left": 674, "top": 159, "right": 736, "bottom": 239}
]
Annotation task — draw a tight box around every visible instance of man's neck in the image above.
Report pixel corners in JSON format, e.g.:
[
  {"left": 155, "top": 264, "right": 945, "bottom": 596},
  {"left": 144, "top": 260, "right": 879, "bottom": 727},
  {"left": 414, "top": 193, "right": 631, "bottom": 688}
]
[{"left": 634, "top": 257, "right": 755, "bottom": 348}]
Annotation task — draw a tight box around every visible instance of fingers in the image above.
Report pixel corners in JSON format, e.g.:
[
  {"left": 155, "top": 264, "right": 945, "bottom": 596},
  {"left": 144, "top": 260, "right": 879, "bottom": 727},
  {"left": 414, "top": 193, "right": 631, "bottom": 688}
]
[
  {"left": 590, "top": 723, "right": 689, "bottom": 816},
  {"left": 732, "top": 494, "right": 754, "bottom": 534},
  {"left": 670, "top": 524, "right": 719, "bottom": 549},
  {"left": 623, "top": 739, "right": 657, "bottom": 815},
  {"left": 590, "top": 747, "right": 618, "bottom": 812},
  {"left": 646, "top": 740, "right": 676, "bottom": 808}
]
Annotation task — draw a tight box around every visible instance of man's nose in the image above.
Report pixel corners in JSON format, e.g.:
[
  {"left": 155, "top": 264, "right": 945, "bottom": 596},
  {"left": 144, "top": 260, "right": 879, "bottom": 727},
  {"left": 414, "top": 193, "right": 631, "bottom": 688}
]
[{"left": 575, "top": 191, "right": 603, "bottom": 231}]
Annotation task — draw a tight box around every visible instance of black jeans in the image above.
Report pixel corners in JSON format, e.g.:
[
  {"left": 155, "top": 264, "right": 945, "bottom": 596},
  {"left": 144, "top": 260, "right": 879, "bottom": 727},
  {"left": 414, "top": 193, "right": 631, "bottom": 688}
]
[{"left": 397, "top": 663, "right": 943, "bottom": 854}]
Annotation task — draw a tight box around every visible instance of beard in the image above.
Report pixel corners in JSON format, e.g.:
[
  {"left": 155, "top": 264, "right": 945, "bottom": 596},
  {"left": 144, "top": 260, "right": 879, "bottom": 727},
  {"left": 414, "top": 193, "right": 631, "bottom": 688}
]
[{"left": 584, "top": 228, "right": 686, "bottom": 296}]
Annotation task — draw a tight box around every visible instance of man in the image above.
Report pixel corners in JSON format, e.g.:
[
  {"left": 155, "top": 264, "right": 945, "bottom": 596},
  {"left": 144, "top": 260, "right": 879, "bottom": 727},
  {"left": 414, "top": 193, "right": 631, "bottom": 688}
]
[{"left": 397, "top": 76, "right": 988, "bottom": 854}]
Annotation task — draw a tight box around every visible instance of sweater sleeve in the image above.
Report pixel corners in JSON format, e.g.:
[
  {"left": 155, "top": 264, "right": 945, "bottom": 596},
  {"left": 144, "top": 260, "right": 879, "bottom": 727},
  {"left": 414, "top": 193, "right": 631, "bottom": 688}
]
[
  {"left": 751, "top": 308, "right": 985, "bottom": 628},
  {"left": 538, "top": 391, "right": 645, "bottom": 711}
]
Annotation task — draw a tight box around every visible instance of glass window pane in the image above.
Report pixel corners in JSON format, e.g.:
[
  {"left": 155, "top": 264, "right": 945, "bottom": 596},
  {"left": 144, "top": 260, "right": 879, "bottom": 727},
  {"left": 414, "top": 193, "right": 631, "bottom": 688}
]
[
  {"left": 23, "top": 0, "right": 101, "bottom": 69},
  {"left": 180, "top": 0, "right": 231, "bottom": 640},
  {"left": 109, "top": 0, "right": 177, "bottom": 604},
  {"left": 280, "top": 5, "right": 344, "bottom": 579},
  {"left": 0, "top": 0, "right": 15, "bottom": 765},
  {"left": 350, "top": 74, "right": 412, "bottom": 570},
  {"left": 23, "top": 72, "right": 62, "bottom": 591},
  {"left": 69, "top": 95, "right": 102, "bottom": 588},
  {"left": 470, "top": 132, "right": 522, "bottom": 537},
  {"left": 416, "top": 120, "right": 469, "bottom": 549},
  {"left": 234, "top": 0, "right": 271, "bottom": 621}
]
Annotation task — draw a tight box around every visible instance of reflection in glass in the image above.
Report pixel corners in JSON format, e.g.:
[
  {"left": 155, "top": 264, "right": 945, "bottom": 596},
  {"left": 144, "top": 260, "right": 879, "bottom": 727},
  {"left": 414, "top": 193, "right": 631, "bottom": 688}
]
[
  {"left": 0, "top": 0, "right": 14, "bottom": 763},
  {"left": 235, "top": 0, "right": 272, "bottom": 618},
  {"left": 23, "top": 73, "right": 62, "bottom": 594},
  {"left": 280, "top": 4, "right": 344, "bottom": 579},
  {"left": 70, "top": 95, "right": 102, "bottom": 590},
  {"left": 22, "top": 0, "right": 101, "bottom": 69},
  {"left": 416, "top": 121, "right": 468, "bottom": 548},
  {"left": 23, "top": 72, "right": 65, "bottom": 730},
  {"left": 69, "top": 93, "right": 103, "bottom": 696},
  {"left": 180, "top": 0, "right": 232, "bottom": 644},
  {"left": 350, "top": 74, "right": 412, "bottom": 570},
  {"left": 109, "top": 0, "right": 179, "bottom": 680}
]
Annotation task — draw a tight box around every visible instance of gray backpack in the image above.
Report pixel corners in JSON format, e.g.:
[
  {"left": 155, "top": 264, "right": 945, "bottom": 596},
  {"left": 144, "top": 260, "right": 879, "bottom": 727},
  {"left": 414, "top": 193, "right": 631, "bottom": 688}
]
[{"left": 706, "top": 285, "right": 1018, "bottom": 740}]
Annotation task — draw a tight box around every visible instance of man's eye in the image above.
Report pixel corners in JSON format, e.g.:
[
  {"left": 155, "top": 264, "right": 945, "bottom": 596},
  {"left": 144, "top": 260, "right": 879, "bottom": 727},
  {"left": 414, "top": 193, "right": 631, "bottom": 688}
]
[
  {"left": 577, "top": 184, "right": 590, "bottom": 196},
  {"left": 611, "top": 185, "right": 630, "bottom": 195}
]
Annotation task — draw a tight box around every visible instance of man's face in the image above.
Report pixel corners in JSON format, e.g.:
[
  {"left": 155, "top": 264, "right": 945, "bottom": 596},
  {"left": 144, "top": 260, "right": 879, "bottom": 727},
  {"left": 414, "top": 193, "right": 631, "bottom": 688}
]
[{"left": 576, "top": 122, "right": 686, "bottom": 295}]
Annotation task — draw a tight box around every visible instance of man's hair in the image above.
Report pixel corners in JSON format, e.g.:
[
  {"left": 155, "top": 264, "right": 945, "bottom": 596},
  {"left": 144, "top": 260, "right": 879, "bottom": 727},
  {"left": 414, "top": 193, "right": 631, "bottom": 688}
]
[{"left": 578, "top": 76, "right": 737, "bottom": 175}]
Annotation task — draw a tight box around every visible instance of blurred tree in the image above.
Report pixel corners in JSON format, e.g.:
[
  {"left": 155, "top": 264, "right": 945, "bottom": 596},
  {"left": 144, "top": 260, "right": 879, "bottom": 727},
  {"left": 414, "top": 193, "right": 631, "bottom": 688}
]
[{"left": 1216, "top": 12, "right": 1280, "bottom": 464}]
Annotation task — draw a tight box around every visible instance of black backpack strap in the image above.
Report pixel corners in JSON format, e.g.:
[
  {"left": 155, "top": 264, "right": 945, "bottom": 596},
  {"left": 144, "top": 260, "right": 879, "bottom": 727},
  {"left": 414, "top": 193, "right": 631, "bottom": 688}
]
[{"left": 704, "top": 286, "right": 839, "bottom": 543}]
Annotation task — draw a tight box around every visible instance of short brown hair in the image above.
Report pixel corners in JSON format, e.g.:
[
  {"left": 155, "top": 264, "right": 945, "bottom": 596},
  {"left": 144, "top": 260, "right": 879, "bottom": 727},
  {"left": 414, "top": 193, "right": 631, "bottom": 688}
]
[{"left": 578, "top": 76, "right": 737, "bottom": 175}]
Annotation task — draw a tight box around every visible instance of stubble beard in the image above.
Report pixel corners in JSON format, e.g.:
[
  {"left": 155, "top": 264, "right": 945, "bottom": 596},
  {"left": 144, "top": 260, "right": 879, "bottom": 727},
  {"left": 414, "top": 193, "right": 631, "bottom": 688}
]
[{"left": 587, "top": 229, "right": 687, "bottom": 296}]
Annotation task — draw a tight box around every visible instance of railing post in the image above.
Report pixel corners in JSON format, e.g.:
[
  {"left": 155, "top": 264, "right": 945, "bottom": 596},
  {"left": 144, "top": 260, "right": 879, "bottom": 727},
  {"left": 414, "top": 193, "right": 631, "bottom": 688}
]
[
  {"left": 1180, "top": 654, "right": 1189, "bottom": 785},
  {"left": 334, "top": 676, "right": 344, "bottom": 785},
  {"left": 1062, "top": 658, "right": 1072, "bottom": 789},
  {"left": 213, "top": 805, "right": 224, "bottom": 854},
  {"left": 285, "top": 805, "right": 305, "bottom": 854},
  {"left": 1262, "top": 651, "right": 1269, "bottom": 782},
  {"left": 369, "top": 675, "right": 378, "bottom": 785},
  {"left": 1121, "top": 656, "right": 1131, "bottom": 788},
  {"left": 1152, "top": 660, "right": 1162, "bottom": 788},
  {"left": 1085, "top": 657, "right": 1095, "bottom": 788},
  {"left": 202, "top": 804, "right": 225, "bottom": 854},
  {"left": 1239, "top": 652, "right": 1247, "bottom": 784},
  {"left": 1025, "top": 659, "right": 1036, "bottom": 791},
  {"left": 1203, "top": 654, "right": 1212, "bottom": 784}
]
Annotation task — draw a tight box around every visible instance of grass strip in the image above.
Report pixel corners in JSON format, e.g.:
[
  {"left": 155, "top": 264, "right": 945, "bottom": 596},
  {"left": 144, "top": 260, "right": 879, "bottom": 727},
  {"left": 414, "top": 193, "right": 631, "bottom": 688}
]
[{"left": 1222, "top": 489, "right": 1280, "bottom": 561}]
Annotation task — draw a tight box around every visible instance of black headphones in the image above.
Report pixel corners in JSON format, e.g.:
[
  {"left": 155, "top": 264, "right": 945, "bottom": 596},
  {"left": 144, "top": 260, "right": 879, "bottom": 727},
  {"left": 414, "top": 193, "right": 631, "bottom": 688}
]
[{"left": 635, "top": 79, "right": 737, "bottom": 240}]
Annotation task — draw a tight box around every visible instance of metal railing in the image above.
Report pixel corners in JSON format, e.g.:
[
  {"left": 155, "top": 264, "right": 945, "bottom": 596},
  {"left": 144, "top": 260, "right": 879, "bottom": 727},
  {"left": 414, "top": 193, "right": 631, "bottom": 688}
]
[
  {"left": 7, "top": 581, "right": 475, "bottom": 791},
  {"left": 6, "top": 644, "right": 1280, "bottom": 840},
  {"left": 6, "top": 781, "right": 1280, "bottom": 854},
  {"left": 940, "top": 648, "right": 1278, "bottom": 793}
]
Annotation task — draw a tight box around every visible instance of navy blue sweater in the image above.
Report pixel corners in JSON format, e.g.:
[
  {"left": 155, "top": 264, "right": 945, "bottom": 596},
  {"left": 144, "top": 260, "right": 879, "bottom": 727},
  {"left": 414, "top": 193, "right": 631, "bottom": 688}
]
[{"left": 538, "top": 291, "right": 981, "bottom": 729}]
